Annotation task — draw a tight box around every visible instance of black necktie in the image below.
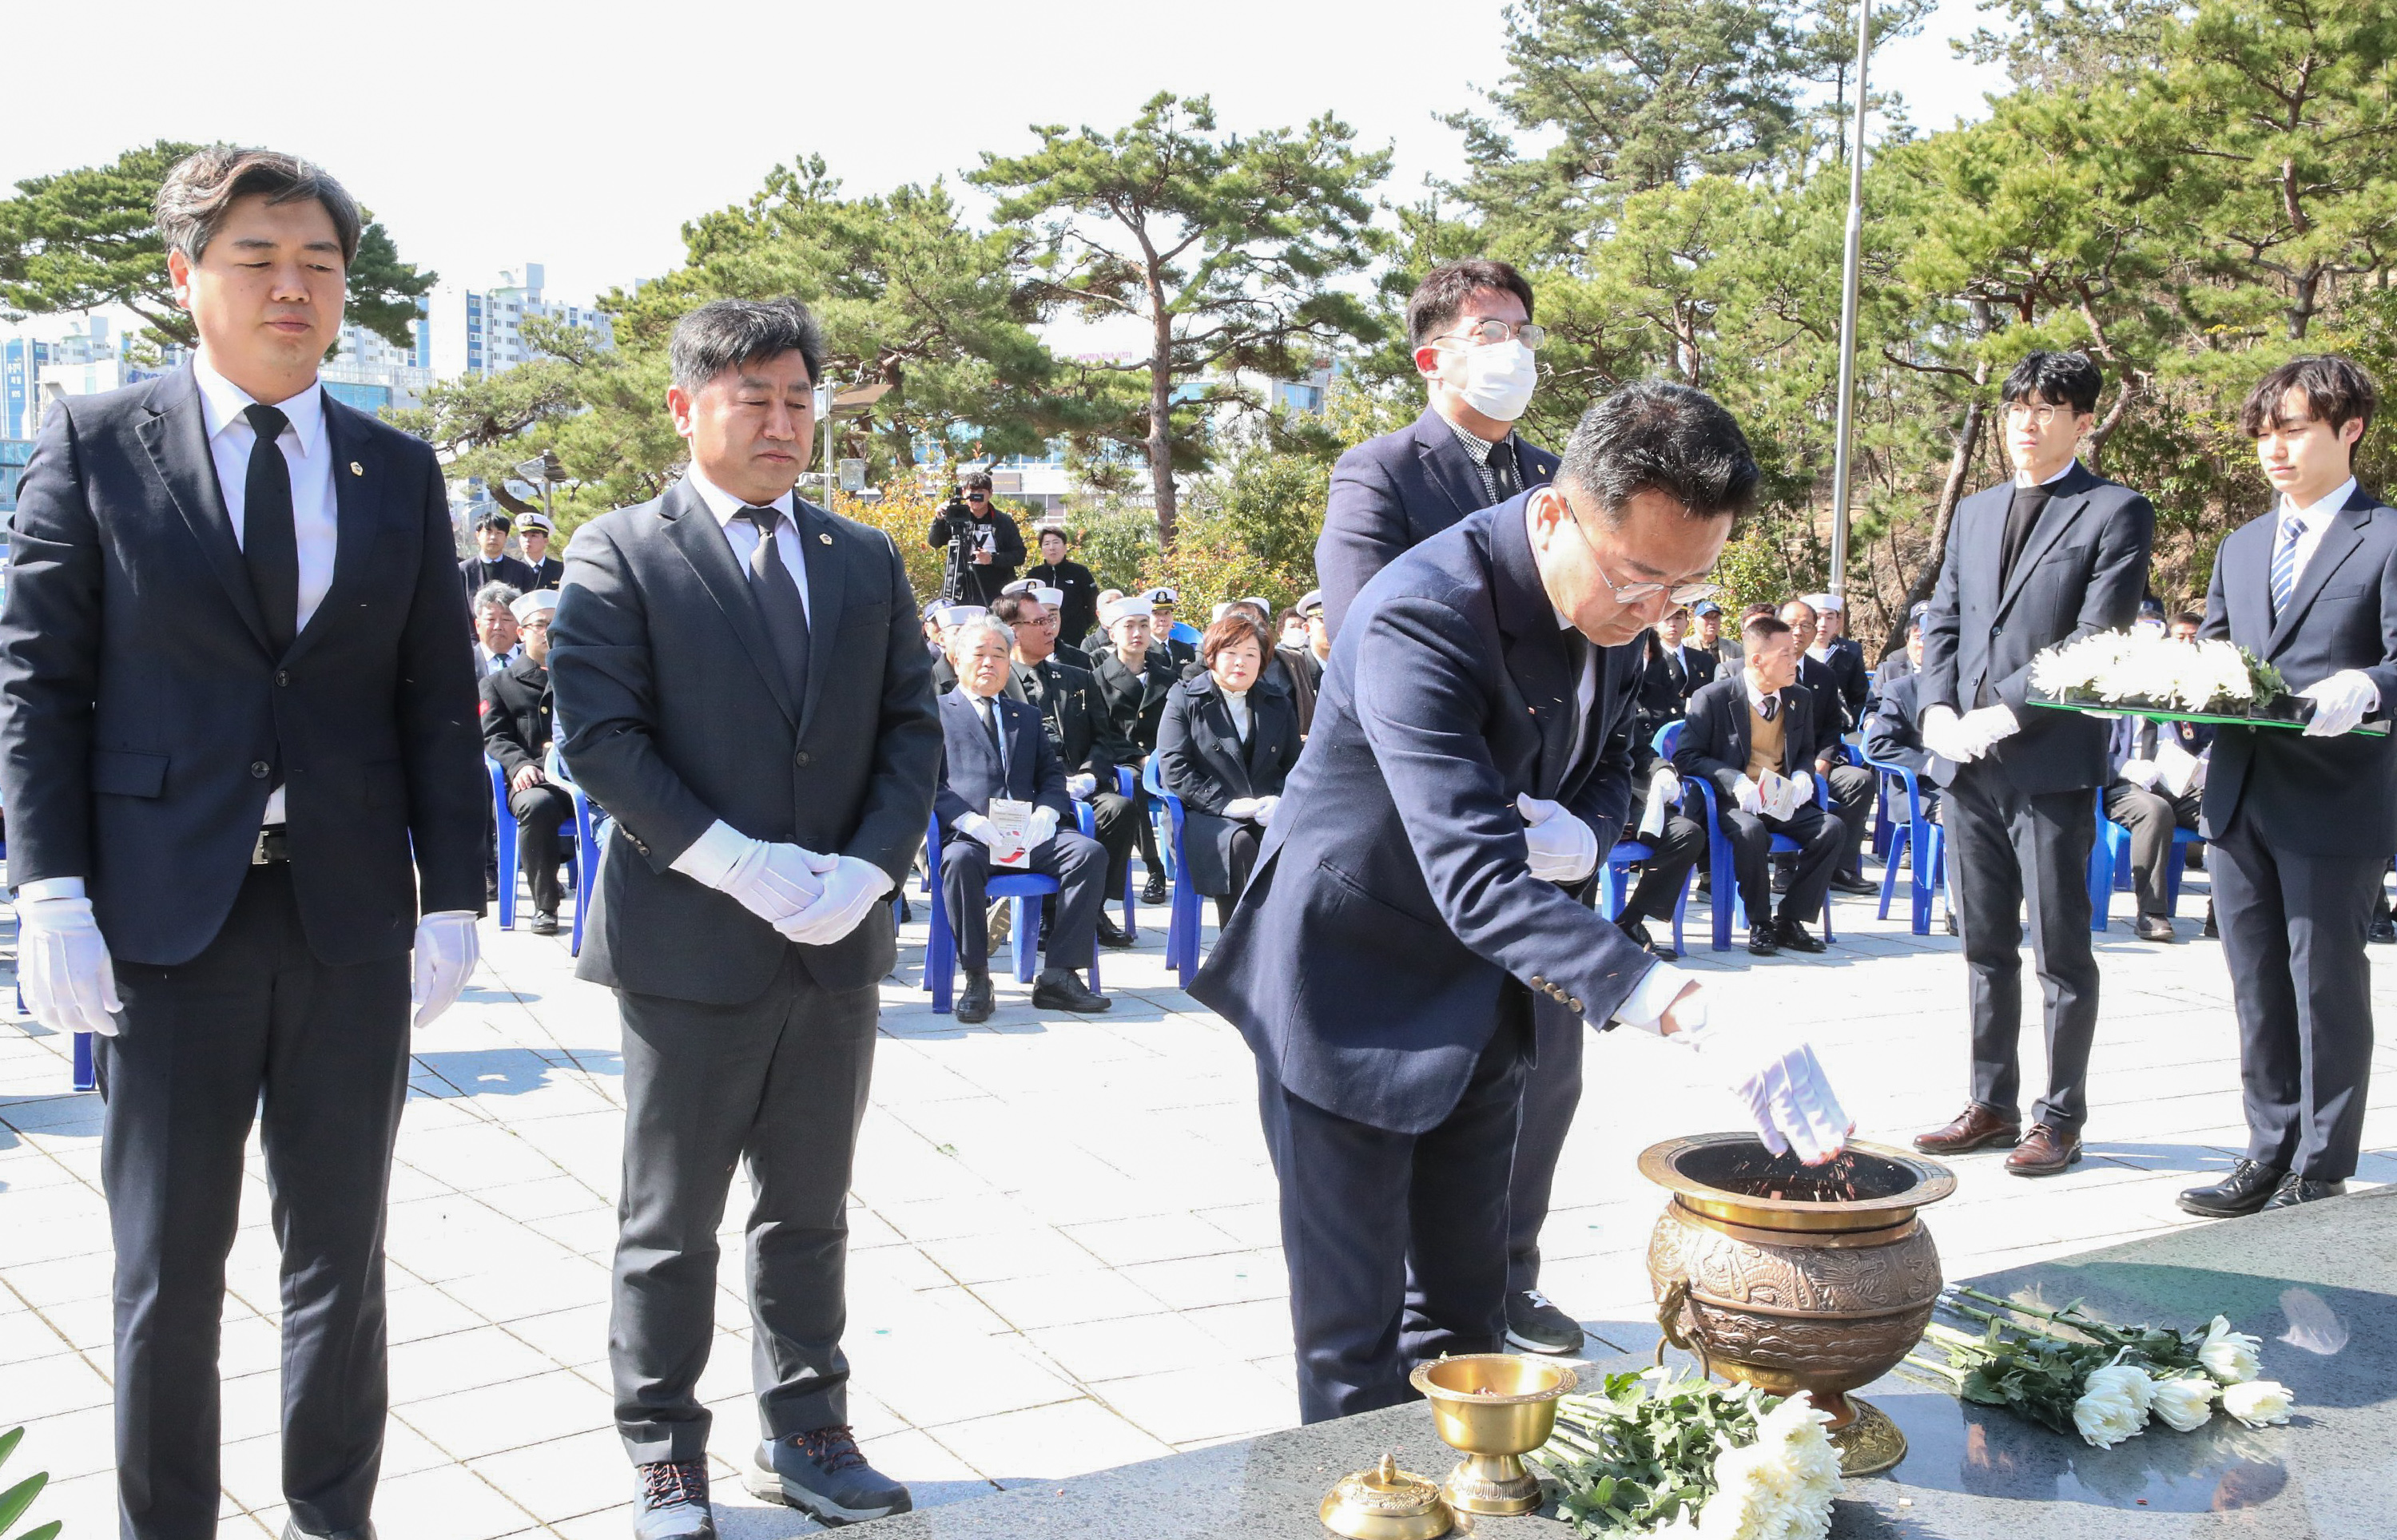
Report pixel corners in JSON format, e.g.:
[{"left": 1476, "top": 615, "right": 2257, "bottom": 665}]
[
  {"left": 1760, "top": 694, "right": 1779, "bottom": 722},
  {"left": 1488, "top": 436, "right": 1522, "bottom": 498},
  {"left": 2001, "top": 482, "right": 2054, "bottom": 583},
  {"left": 980, "top": 698, "right": 1008, "bottom": 777},
  {"left": 240, "top": 403, "right": 299, "bottom": 653},
  {"left": 734, "top": 505, "right": 811, "bottom": 705}
]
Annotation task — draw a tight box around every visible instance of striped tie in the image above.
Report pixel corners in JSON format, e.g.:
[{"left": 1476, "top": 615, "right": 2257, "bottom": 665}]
[{"left": 2269, "top": 514, "right": 2304, "bottom": 617}]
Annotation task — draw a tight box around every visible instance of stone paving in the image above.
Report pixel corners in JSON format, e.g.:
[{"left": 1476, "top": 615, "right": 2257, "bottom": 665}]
[{"left": 0, "top": 855, "right": 2392, "bottom": 1538}]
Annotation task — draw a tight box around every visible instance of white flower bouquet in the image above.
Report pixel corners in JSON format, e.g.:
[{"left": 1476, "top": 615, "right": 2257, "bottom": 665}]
[
  {"left": 1536, "top": 1371, "right": 1840, "bottom": 1538},
  {"left": 2028, "top": 627, "right": 2289, "bottom": 719},
  {"left": 1906, "top": 1286, "right": 2296, "bottom": 1448}
]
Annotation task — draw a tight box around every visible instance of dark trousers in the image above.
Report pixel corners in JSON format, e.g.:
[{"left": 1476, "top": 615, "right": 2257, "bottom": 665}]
[
  {"left": 1258, "top": 1010, "right": 1526, "bottom": 1423},
  {"left": 2210, "top": 811, "right": 2382, "bottom": 1181},
  {"left": 1826, "top": 762, "right": 1877, "bottom": 877},
  {"left": 1216, "top": 824, "right": 1263, "bottom": 929},
  {"left": 1087, "top": 788, "right": 1138, "bottom": 894},
  {"left": 509, "top": 780, "right": 576, "bottom": 915},
  {"left": 2102, "top": 779, "right": 2202, "bottom": 917},
  {"left": 1133, "top": 782, "right": 1164, "bottom": 878},
  {"left": 610, "top": 954, "right": 880, "bottom": 1463},
  {"left": 941, "top": 830, "right": 1107, "bottom": 972},
  {"left": 1946, "top": 760, "right": 2100, "bottom": 1131},
  {"left": 1621, "top": 814, "right": 1707, "bottom": 925},
  {"left": 1506, "top": 995, "right": 1584, "bottom": 1297},
  {"left": 1719, "top": 800, "right": 1842, "bottom": 929},
  {"left": 99, "top": 864, "right": 411, "bottom": 1540}
]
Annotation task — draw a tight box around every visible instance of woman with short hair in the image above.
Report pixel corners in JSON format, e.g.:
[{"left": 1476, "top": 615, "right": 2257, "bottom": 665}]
[{"left": 1156, "top": 612, "right": 1304, "bottom": 926}]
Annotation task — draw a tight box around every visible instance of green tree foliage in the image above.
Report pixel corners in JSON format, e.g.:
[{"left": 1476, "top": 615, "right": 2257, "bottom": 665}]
[
  {"left": 0, "top": 140, "right": 434, "bottom": 352},
  {"left": 972, "top": 93, "right": 1392, "bottom": 544}
]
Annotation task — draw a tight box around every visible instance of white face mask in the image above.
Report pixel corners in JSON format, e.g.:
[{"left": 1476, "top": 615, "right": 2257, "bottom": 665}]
[{"left": 1456, "top": 339, "right": 1538, "bottom": 423}]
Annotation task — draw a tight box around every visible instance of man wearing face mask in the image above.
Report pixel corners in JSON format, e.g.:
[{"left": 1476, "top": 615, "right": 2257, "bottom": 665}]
[{"left": 1315, "top": 260, "right": 1559, "bottom": 639}]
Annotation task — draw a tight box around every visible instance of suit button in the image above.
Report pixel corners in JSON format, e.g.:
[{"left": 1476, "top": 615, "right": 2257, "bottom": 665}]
[
  {"left": 250, "top": 760, "right": 269, "bottom": 779},
  {"left": 1531, "top": 974, "right": 1547, "bottom": 986},
  {"left": 275, "top": 671, "right": 290, "bottom": 687},
  {"left": 794, "top": 750, "right": 811, "bottom": 767},
  {"left": 1990, "top": 625, "right": 2003, "bottom": 637},
  {"left": 1569, "top": 998, "right": 1584, "bottom": 1013}
]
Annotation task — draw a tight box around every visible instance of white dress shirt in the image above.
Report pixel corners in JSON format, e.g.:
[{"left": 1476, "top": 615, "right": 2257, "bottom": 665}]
[
  {"left": 2276, "top": 476, "right": 2359, "bottom": 592},
  {"left": 193, "top": 353, "right": 338, "bottom": 826},
  {"left": 685, "top": 466, "right": 812, "bottom": 624},
  {"left": 1221, "top": 685, "right": 1253, "bottom": 743}
]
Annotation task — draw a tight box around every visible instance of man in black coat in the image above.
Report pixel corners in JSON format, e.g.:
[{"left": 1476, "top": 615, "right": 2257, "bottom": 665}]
[
  {"left": 0, "top": 148, "right": 485, "bottom": 1540},
  {"left": 1673, "top": 615, "right": 1849, "bottom": 956},
  {"left": 996, "top": 592, "right": 1138, "bottom": 947},
  {"left": 520, "top": 507, "right": 566, "bottom": 589},
  {"left": 461, "top": 506, "right": 539, "bottom": 600},
  {"left": 1315, "top": 260, "right": 1561, "bottom": 637},
  {"left": 2180, "top": 355, "right": 2397, "bottom": 1217},
  {"left": 481, "top": 589, "right": 575, "bottom": 935},
  {"left": 549, "top": 299, "right": 939, "bottom": 1535},
  {"left": 926, "top": 470, "right": 1024, "bottom": 605},
  {"left": 1914, "top": 351, "right": 2156, "bottom": 1177},
  {"left": 1195, "top": 383, "right": 1850, "bottom": 1419},
  {"left": 1024, "top": 526, "right": 1100, "bottom": 647}
]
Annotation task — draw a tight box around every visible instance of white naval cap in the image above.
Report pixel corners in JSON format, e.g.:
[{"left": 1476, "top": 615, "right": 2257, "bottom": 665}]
[{"left": 511, "top": 589, "right": 559, "bottom": 623}]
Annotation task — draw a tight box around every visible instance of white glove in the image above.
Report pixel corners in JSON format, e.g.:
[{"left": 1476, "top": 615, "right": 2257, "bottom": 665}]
[
  {"left": 14, "top": 891, "right": 121, "bottom": 1038},
  {"left": 719, "top": 839, "right": 829, "bottom": 927},
  {"left": 1669, "top": 996, "right": 1853, "bottom": 1165},
  {"left": 411, "top": 911, "right": 480, "bottom": 1030},
  {"left": 1918, "top": 704, "right": 1978, "bottom": 764},
  {"left": 2117, "top": 757, "right": 2160, "bottom": 791},
  {"left": 1516, "top": 792, "right": 1599, "bottom": 883},
  {"left": 1959, "top": 704, "right": 2021, "bottom": 755},
  {"left": 777, "top": 855, "right": 895, "bottom": 947},
  {"left": 1254, "top": 795, "right": 1282, "bottom": 826},
  {"left": 956, "top": 812, "right": 1025, "bottom": 862},
  {"left": 1651, "top": 767, "right": 1679, "bottom": 805},
  {"left": 1065, "top": 773, "right": 1097, "bottom": 800},
  {"left": 2300, "top": 669, "right": 2379, "bottom": 736},
  {"left": 1222, "top": 797, "right": 1266, "bottom": 822},
  {"left": 1734, "top": 774, "right": 1764, "bottom": 816},
  {"left": 1028, "top": 804, "right": 1061, "bottom": 849},
  {"left": 1789, "top": 770, "right": 1815, "bottom": 808}
]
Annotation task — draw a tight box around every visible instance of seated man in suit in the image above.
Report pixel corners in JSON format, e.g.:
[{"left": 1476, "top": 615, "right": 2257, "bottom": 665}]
[
  {"left": 924, "top": 604, "right": 986, "bottom": 694},
  {"left": 996, "top": 591, "right": 1138, "bottom": 947},
  {"left": 1143, "top": 587, "right": 1199, "bottom": 673},
  {"left": 1093, "top": 596, "right": 1179, "bottom": 904},
  {"left": 1001, "top": 578, "right": 1095, "bottom": 670},
  {"left": 1675, "top": 613, "right": 1847, "bottom": 956},
  {"left": 1614, "top": 721, "right": 1704, "bottom": 962},
  {"left": 1808, "top": 593, "right": 1871, "bottom": 727},
  {"left": 482, "top": 589, "right": 576, "bottom": 935},
  {"left": 2105, "top": 709, "right": 2210, "bottom": 943},
  {"left": 1636, "top": 607, "right": 1699, "bottom": 739},
  {"left": 1780, "top": 597, "right": 1878, "bottom": 895},
  {"left": 1865, "top": 614, "right": 1962, "bottom": 934},
  {"left": 936, "top": 615, "right": 1115, "bottom": 1024}
]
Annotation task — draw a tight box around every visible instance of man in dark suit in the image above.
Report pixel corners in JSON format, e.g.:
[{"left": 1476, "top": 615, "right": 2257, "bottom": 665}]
[
  {"left": 1914, "top": 351, "right": 2157, "bottom": 1177},
  {"left": 1870, "top": 600, "right": 1928, "bottom": 706},
  {"left": 520, "top": 508, "right": 566, "bottom": 589},
  {"left": 1142, "top": 586, "right": 1199, "bottom": 673},
  {"left": 0, "top": 146, "right": 485, "bottom": 1540},
  {"left": 1092, "top": 596, "right": 1179, "bottom": 904},
  {"left": 995, "top": 592, "right": 1137, "bottom": 947},
  {"left": 2103, "top": 708, "right": 2209, "bottom": 943},
  {"left": 2180, "top": 355, "right": 2397, "bottom": 1217},
  {"left": 1316, "top": 260, "right": 1560, "bottom": 637},
  {"left": 1674, "top": 614, "right": 1849, "bottom": 956},
  {"left": 1810, "top": 593, "right": 1871, "bottom": 727},
  {"left": 482, "top": 589, "right": 574, "bottom": 935},
  {"left": 461, "top": 507, "right": 539, "bottom": 599},
  {"left": 1000, "top": 578, "right": 1095, "bottom": 670},
  {"left": 549, "top": 298, "right": 939, "bottom": 1536},
  {"left": 1194, "top": 383, "right": 1850, "bottom": 1420},
  {"left": 935, "top": 614, "right": 1116, "bottom": 1022},
  {"left": 1779, "top": 597, "right": 1878, "bottom": 895},
  {"left": 1636, "top": 607, "right": 1699, "bottom": 735}
]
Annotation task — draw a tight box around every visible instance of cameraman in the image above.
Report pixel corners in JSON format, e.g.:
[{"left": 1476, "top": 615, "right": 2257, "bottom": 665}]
[{"left": 928, "top": 470, "right": 1026, "bottom": 605}]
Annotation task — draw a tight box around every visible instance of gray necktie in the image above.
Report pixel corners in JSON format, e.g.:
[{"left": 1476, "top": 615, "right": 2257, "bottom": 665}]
[{"left": 735, "top": 505, "right": 810, "bottom": 704}]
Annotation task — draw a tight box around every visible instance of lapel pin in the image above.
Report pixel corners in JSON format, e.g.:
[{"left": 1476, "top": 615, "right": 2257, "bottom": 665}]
[
  {"left": 818, "top": 532, "right": 833, "bottom": 545},
  {"left": 349, "top": 462, "right": 364, "bottom": 476}
]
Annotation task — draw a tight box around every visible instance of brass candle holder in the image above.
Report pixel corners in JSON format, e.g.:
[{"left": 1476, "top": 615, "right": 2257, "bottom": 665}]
[
  {"left": 1409, "top": 1353, "right": 1578, "bottom": 1515},
  {"left": 1318, "top": 1453, "right": 1453, "bottom": 1539}
]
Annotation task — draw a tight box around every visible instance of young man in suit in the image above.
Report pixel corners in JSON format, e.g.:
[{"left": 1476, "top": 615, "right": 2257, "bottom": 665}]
[
  {"left": 0, "top": 146, "right": 485, "bottom": 1540},
  {"left": 1674, "top": 614, "right": 1849, "bottom": 956},
  {"left": 1315, "top": 260, "right": 1561, "bottom": 637},
  {"left": 462, "top": 507, "right": 539, "bottom": 598},
  {"left": 936, "top": 615, "right": 1116, "bottom": 1022},
  {"left": 549, "top": 298, "right": 941, "bottom": 1536},
  {"left": 1195, "top": 383, "right": 1849, "bottom": 1419},
  {"left": 1143, "top": 586, "right": 1199, "bottom": 673},
  {"left": 1914, "top": 351, "right": 2157, "bottom": 1176},
  {"left": 2180, "top": 355, "right": 2397, "bottom": 1217},
  {"left": 1092, "top": 597, "right": 1179, "bottom": 904},
  {"left": 520, "top": 508, "right": 566, "bottom": 589},
  {"left": 482, "top": 589, "right": 574, "bottom": 935}
]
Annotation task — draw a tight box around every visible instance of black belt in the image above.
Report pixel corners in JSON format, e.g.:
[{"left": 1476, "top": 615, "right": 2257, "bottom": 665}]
[{"left": 251, "top": 826, "right": 291, "bottom": 866}]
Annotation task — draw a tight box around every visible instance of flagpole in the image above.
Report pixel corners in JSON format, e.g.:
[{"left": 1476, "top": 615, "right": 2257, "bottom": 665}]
[{"left": 1827, "top": 0, "right": 1874, "bottom": 606}]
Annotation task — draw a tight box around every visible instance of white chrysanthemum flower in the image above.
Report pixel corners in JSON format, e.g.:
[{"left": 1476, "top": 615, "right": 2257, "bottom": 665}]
[
  {"left": 2073, "top": 1376, "right": 2146, "bottom": 1447},
  {"left": 2086, "top": 1363, "right": 2156, "bottom": 1417},
  {"left": 1695, "top": 1394, "right": 1840, "bottom": 1540},
  {"left": 2200, "top": 1316, "right": 2264, "bottom": 1384},
  {"left": 2153, "top": 1375, "right": 2217, "bottom": 1432},
  {"left": 2222, "top": 1379, "right": 2294, "bottom": 1427}
]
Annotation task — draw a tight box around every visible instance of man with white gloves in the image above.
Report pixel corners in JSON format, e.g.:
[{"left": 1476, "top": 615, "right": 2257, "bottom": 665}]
[
  {"left": 549, "top": 298, "right": 937, "bottom": 1534},
  {"left": 1193, "top": 381, "right": 1852, "bottom": 1422},
  {"left": 0, "top": 147, "right": 488, "bottom": 1540},
  {"left": 1915, "top": 351, "right": 2156, "bottom": 1178},
  {"left": 931, "top": 616, "right": 1115, "bottom": 1025}
]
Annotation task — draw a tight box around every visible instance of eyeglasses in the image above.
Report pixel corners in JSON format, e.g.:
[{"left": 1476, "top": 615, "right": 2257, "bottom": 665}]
[
  {"left": 1554, "top": 488, "right": 1720, "bottom": 605},
  {"left": 1445, "top": 318, "right": 1548, "bottom": 351},
  {"left": 2002, "top": 403, "right": 2080, "bottom": 428}
]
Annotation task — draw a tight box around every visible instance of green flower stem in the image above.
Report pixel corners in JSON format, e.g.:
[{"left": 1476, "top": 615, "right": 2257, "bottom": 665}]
[
  {"left": 1953, "top": 1285, "right": 2063, "bottom": 1321},
  {"left": 1902, "top": 1354, "right": 1966, "bottom": 1384}
]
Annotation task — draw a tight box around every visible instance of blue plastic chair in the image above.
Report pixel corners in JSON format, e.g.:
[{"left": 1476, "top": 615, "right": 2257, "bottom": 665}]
[
  {"left": 922, "top": 802, "right": 1101, "bottom": 1014},
  {"left": 1657, "top": 720, "right": 1838, "bottom": 952},
  {"left": 1862, "top": 753, "right": 1944, "bottom": 936},
  {"left": 1596, "top": 723, "right": 1695, "bottom": 952},
  {"left": 487, "top": 758, "right": 580, "bottom": 935},
  {"left": 1111, "top": 764, "right": 1140, "bottom": 940},
  {"left": 1141, "top": 754, "right": 1206, "bottom": 987},
  {"left": 2093, "top": 790, "right": 2207, "bottom": 928}
]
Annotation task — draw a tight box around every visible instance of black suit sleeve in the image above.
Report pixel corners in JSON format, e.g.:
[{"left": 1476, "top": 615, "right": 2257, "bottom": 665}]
[
  {"left": 396, "top": 443, "right": 492, "bottom": 915},
  {"left": 481, "top": 675, "right": 538, "bottom": 780},
  {"left": 1672, "top": 692, "right": 1746, "bottom": 801},
  {"left": 1862, "top": 689, "right": 1929, "bottom": 777},
  {"left": 1316, "top": 447, "right": 1405, "bottom": 640},
  {"left": 1988, "top": 490, "right": 2156, "bottom": 712},
  {"left": 0, "top": 406, "right": 101, "bottom": 887}
]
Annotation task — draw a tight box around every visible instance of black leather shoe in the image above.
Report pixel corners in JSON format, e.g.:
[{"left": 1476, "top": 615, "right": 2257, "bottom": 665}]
[
  {"left": 1775, "top": 917, "right": 1827, "bottom": 954},
  {"left": 1095, "top": 915, "right": 1135, "bottom": 949},
  {"left": 2263, "top": 1173, "right": 2347, "bottom": 1209},
  {"left": 955, "top": 969, "right": 995, "bottom": 1024},
  {"left": 1617, "top": 917, "right": 1677, "bottom": 962},
  {"left": 1830, "top": 872, "right": 1878, "bottom": 896},
  {"left": 1945, "top": 911, "right": 1959, "bottom": 936},
  {"left": 634, "top": 1459, "right": 716, "bottom": 1539},
  {"left": 2176, "top": 1158, "right": 2288, "bottom": 1217},
  {"left": 2372, "top": 915, "right": 2396, "bottom": 944},
  {"left": 2135, "top": 914, "right": 2176, "bottom": 942},
  {"left": 1747, "top": 924, "right": 1779, "bottom": 957},
  {"left": 282, "top": 1522, "right": 376, "bottom": 1540},
  {"left": 1032, "top": 968, "right": 1113, "bottom": 1013},
  {"left": 1143, "top": 872, "right": 1170, "bottom": 905},
  {"left": 1770, "top": 863, "right": 1791, "bottom": 895},
  {"left": 530, "top": 910, "right": 559, "bottom": 936},
  {"left": 1504, "top": 1289, "right": 1584, "bottom": 1355},
  {"left": 750, "top": 1427, "right": 912, "bottom": 1526},
  {"left": 2203, "top": 905, "right": 2218, "bottom": 939}
]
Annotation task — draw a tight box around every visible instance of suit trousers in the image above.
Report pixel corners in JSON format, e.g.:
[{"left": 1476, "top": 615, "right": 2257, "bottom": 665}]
[
  {"left": 1258, "top": 1008, "right": 1526, "bottom": 1423},
  {"left": 1087, "top": 788, "right": 1138, "bottom": 892},
  {"left": 610, "top": 952, "right": 880, "bottom": 1463},
  {"left": 98, "top": 863, "right": 411, "bottom": 1540},
  {"left": 1946, "top": 760, "right": 2100, "bottom": 1131},
  {"left": 508, "top": 781, "right": 576, "bottom": 915},
  {"left": 2101, "top": 780, "right": 2201, "bottom": 918},
  {"left": 941, "top": 831, "right": 1107, "bottom": 972},
  {"left": 2209, "top": 809, "right": 2381, "bottom": 1181},
  {"left": 1719, "top": 800, "right": 1842, "bottom": 930},
  {"left": 1826, "top": 763, "right": 1878, "bottom": 878},
  {"left": 1623, "top": 814, "right": 1707, "bottom": 927},
  {"left": 1505, "top": 994, "right": 1585, "bottom": 1297}
]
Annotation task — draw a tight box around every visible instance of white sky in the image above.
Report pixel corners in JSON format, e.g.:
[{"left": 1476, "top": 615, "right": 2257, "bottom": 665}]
[{"left": 3, "top": 0, "right": 2009, "bottom": 333}]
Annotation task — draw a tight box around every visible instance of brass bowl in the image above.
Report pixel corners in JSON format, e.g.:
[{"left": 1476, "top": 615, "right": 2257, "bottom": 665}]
[
  {"left": 1640, "top": 1133, "right": 1955, "bottom": 1474},
  {"left": 1409, "top": 1353, "right": 1576, "bottom": 1514},
  {"left": 1318, "top": 1453, "right": 1453, "bottom": 1540}
]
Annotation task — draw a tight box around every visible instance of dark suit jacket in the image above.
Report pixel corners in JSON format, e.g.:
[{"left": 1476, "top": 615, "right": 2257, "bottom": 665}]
[
  {"left": 933, "top": 689, "right": 1070, "bottom": 841},
  {"left": 1316, "top": 407, "right": 1560, "bottom": 637},
  {"left": 551, "top": 480, "right": 940, "bottom": 1003},
  {"left": 1637, "top": 637, "right": 1694, "bottom": 729},
  {"left": 2105, "top": 712, "right": 2212, "bottom": 778},
  {"left": 1155, "top": 673, "right": 1304, "bottom": 895},
  {"left": 1012, "top": 657, "right": 1132, "bottom": 782},
  {"left": 1822, "top": 639, "right": 1869, "bottom": 727},
  {"left": 1191, "top": 494, "right": 1649, "bottom": 1135},
  {"left": 1794, "top": 654, "right": 1850, "bottom": 752},
  {"left": 1673, "top": 675, "right": 1831, "bottom": 810},
  {"left": 1094, "top": 649, "right": 1176, "bottom": 752},
  {"left": 1919, "top": 462, "right": 2156, "bottom": 792},
  {"left": 531, "top": 554, "right": 566, "bottom": 589},
  {"left": 462, "top": 553, "right": 541, "bottom": 600},
  {"left": 0, "top": 363, "right": 485, "bottom": 966},
  {"left": 1278, "top": 645, "right": 1324, "bottom": 736},
  {"left": 2200, "top": 485, "right": 2397, "bottom": 857},
  {"left": 480, "top": 653, "right": 554, "bottom": 780},
  {"left": 1863, "top": 671, "right": 1940, "bottom": 783}
]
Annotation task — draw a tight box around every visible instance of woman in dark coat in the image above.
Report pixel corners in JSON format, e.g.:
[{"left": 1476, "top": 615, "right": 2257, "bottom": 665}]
[{"left": 1155, "top": 611, "right": 1303, "bottom": 926}]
